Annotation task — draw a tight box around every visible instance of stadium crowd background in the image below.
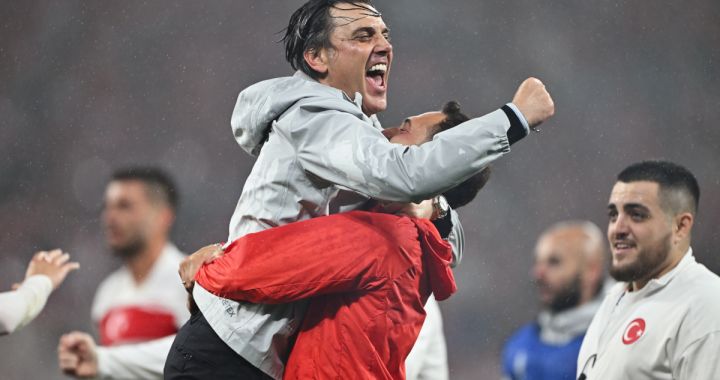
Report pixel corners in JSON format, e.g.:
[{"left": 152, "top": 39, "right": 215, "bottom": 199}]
[{"left": 1, "top": 1, "right": 718, "bottom": 378}]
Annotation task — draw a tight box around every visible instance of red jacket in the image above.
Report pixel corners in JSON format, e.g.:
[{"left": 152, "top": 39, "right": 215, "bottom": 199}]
[{"left": 195, "top": 211, "right": 456, "bottom": 379}]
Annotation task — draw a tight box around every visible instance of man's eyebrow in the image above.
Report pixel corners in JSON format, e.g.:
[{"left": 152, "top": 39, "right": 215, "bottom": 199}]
[
  {"left": 352, "top": 26, "right": 377, "bottom": 36},
  {"left": 607, "top": 202, "right": 650, "bottom": 213},
  {"left": 623, "top": 203, "right": 649, "bottom": 212}
]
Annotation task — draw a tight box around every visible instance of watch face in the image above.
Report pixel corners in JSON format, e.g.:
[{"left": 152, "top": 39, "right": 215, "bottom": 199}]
[
  {"left": 439, "top": 195, "right": 449, "bottom": 211},
  {"left": 436, "top": 195, "right": 449, "bottom": 218}
]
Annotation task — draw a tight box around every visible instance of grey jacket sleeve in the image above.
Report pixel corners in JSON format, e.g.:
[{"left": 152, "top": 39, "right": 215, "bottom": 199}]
[
  {"left": 447, "top": 209, "right": 464, "bottom": 267},
  {"left": 281, "top": 105, "right": 513, "bottom": 203},
  {"left": 430, "top": 207, "right": 464, "bottom": 265}
]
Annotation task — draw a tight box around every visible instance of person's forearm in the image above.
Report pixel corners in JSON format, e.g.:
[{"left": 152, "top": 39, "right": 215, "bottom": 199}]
[
  {"left": 0, "top": 275, "right": 53, "bottom": 335},
  {"left": 96, "top": 335, "right": 174, "bottom": 379},
  {"left": 196, "top": 211, "right": 433, "bottom": 303}
]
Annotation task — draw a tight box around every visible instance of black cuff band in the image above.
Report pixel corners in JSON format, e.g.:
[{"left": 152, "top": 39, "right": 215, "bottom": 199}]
[
  {"left": 432, "top": 211, "right": 454, "bottom": 239},
  {"left": 501, "top": 105, "right": 529, "bottom": 145}
]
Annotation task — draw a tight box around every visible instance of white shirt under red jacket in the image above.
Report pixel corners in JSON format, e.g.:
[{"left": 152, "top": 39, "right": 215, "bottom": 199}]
[{"left": 91, "top": 243, "right": 189, "bottom": 346}]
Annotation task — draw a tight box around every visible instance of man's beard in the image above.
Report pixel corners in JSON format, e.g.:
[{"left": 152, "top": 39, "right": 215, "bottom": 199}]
[
  {"left": 609, "top": 232, "right": 672, "bottom": 283},
  {"left": 547, "top": 274, "right": 582, "bottom": 313},
  {"left": 111, "top": 236, "right": 147, "bottom": 260}
]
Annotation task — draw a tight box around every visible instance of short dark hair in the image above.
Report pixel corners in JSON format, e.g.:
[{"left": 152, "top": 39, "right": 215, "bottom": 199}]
[
  {"left": 283, "top": 0, "right": 376, "bottom": 80},
  {"left": 437, "top": 101, "right": 468, "bottom": 133},
  {"left": 111, "top": 167, "right": 178, "bottom": 211},
  {"left": 444, "top": 166, "right": 492, "bottom": 209},
  {"left": 435, "top": 101, "right": 492, "bottom": 209},
  {"left": 617, "top": 160, "right": 699, "bottom": 215}
]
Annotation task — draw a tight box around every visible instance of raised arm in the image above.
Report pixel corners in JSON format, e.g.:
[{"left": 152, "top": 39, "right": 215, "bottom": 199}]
[{"left": 285, "top": 78, "right": 553, "bottom": 203}]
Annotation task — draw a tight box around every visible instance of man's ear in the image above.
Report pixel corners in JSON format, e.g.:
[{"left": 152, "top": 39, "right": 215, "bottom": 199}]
[
  {"left": 159, "top": 207, "right": 176, "bottom": 233},
  {"left": 674, "top": 212, "right": 694, "bottom": 242},
  {"left": 303, "top": 48, "right": 329, "bottom": 77}
]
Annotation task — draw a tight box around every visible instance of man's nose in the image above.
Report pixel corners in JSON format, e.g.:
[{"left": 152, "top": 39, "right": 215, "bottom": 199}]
[
  {"left": 102, "top": 208, "right": 116, "bottom": 226},
  {"left": 610, "top": 215, "right": 630, "bottom": 237},
  {"left": 382, "top": 127, "right": 400, "bottom": 139},
  {"left": 532, "top": 264, "right": 545, "bottom": 281},
  {"left": 375, "top": 35, "right": 392, "bottom": 56}
]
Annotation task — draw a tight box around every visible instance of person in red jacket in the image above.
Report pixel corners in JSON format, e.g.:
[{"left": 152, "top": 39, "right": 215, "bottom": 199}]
[
  {"left": 182, "top": 101, "right": 490, "bottom": 379},
  {"left": 195, "top": 210, "right": 453, "bottom": 380}
]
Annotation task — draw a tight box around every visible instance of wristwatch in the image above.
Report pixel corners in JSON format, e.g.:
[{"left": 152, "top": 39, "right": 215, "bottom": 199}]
[{"left": 432, "top": 195, "right": 450, "bottom": 220}]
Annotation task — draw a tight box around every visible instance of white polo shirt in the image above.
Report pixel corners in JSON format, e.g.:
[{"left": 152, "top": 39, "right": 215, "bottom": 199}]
[{"left": 577, "top": 248, "right": 720, "bottom": 379}]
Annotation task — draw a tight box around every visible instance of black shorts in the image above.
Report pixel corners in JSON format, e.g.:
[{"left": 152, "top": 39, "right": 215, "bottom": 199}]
[{"left": 164, "top": 310, "right": 273, "bottom": 380}]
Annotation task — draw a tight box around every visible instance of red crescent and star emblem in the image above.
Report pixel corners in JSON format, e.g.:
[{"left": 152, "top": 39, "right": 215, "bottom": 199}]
[{"left": 622, "top": 318, "right": 646, "bottom": 345}]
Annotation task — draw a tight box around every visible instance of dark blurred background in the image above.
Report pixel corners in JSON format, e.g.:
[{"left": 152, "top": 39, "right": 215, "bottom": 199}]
[{"left": 1, "top": 1, "right": 718, "bottom": 378}]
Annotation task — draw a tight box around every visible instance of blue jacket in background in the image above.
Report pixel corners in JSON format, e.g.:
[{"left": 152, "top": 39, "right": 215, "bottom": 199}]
[{"left": 502, "top": 323, "right": 584, "bottom": 380}]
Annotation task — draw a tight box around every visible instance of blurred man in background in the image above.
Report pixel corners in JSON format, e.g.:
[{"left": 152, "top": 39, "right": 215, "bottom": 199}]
[
  {"left": 58, "top": 167, "right": 190, "bottom": 379},
  {"left": 59, "top": 167, "right": 188, "bottom": 375},
  {"left": 502, "top": 221, "right": 606, "bottom": 380},
  {"left": 577, "top": 161, "right": 720, "bottom": 379},
  {"left": 92, "top": 167, "right": 188, "bottom": 345},
  {"left": 1, "top": 249, "right": 78, "bottom": 335}
]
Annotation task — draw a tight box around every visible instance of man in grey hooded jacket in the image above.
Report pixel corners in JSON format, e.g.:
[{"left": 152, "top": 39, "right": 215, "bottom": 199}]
[{"left": 166, "top": 1, "right": 555, "bottom": 379}]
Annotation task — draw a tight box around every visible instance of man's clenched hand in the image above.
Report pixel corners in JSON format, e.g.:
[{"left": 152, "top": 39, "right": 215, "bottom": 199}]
[
  {"left": 512, "top": 77, "right": 555, "bottom": 129},
  {"left": 58, "top": 331, "right": 98, "bottom": 378}
]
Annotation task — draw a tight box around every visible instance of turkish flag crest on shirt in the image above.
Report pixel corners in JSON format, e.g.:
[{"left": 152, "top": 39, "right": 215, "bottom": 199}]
[{"left": 622, "top": 318, "right": 646, "bottom": 345}]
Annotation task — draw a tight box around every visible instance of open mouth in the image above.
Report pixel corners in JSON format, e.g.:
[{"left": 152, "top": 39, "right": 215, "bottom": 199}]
[{"left": 365, "top": 63, "right": 387, "bottom": 92}]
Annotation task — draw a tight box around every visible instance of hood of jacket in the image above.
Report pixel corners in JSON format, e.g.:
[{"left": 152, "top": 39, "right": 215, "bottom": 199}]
[{"left": 230, "top": 71, "right": 382, "bottom": 156}]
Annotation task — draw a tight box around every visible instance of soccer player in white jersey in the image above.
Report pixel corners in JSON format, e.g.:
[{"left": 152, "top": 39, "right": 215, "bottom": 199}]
[
  {"left": 58, "top": 167, "right": 189, "bottom": 376},
  {"left": 90, "top": 167, "right": 188, "bottom": 346}
]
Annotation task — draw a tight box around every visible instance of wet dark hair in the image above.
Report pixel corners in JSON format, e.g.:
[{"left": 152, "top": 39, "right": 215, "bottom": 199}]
[
  {"left": 443, "top": 166, "right": 492, "bottom": 209},
  {"left": 437, "top": 101, "right": 469, "bottom": 133},
  {"left": 436, "top": 101, "right": 492, "bottom": 209},
  {"left": 617, "top": 160, "right": 699, "bottom": 215},
  {"left": 282, "top": 0, "right": 377, "bottom": 80},
  {"left": 111, "top": 166, "right": 178, "bottom": 211}
]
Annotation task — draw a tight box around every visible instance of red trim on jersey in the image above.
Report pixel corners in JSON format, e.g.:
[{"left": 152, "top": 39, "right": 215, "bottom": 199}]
[{"left": 99, "top": 306, "right": 178, "bottom": 346}]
